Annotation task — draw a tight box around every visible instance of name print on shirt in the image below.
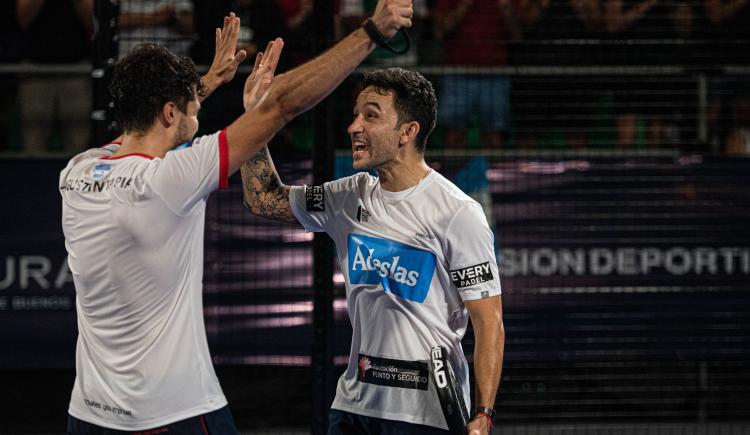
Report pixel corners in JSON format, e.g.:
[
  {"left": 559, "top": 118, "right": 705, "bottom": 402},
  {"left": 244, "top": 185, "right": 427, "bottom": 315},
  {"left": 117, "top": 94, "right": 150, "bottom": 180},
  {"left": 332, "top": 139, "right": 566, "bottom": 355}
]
[{"left": 60, "top": 176, "right": 133, "bottom": 193}]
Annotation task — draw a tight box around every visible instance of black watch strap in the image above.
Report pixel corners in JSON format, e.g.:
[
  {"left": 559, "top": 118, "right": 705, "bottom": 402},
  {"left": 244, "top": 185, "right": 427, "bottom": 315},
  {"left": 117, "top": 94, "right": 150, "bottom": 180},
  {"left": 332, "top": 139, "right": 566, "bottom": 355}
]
[{"left": 474, "top": 406, "right": 496, "bottom": 423}]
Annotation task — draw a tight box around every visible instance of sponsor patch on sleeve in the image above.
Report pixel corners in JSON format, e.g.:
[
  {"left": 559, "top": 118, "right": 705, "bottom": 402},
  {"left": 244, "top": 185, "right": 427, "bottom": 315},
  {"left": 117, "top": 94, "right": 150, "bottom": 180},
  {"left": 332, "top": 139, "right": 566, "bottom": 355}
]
[
  {"left": 450, "top": 262, "right": 494, "bottom": 288},
  {"left": 306, "top": 185, "right": 325, "bottom": 212}
]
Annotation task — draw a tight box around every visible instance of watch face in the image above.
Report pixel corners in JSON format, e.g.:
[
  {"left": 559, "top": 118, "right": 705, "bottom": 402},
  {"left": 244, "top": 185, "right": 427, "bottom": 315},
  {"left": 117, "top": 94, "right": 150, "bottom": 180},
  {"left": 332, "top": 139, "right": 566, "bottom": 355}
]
[{"left": 476, "top": 406, "right": 496, "bottom": 418}]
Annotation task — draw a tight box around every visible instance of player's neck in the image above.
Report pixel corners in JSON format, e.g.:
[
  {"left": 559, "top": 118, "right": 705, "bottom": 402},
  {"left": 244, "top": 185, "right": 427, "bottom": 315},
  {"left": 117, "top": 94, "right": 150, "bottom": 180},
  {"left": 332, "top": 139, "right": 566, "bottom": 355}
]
[
  {"left": 115, "top": 129, "right": 176, "bottom": 159},
  {"left": 377, "top": 159, "right": 431, "bottom": 192}
]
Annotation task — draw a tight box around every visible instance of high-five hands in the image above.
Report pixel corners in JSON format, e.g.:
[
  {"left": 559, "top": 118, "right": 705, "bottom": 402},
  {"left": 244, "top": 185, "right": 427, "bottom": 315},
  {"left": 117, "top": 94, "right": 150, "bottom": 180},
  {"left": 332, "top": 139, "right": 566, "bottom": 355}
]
[
  {"left": 201, "top": 12, "right": 249, "bottom": 100},
  {"left": 243, "top": 38, "right": 285, "bottom": 112}
]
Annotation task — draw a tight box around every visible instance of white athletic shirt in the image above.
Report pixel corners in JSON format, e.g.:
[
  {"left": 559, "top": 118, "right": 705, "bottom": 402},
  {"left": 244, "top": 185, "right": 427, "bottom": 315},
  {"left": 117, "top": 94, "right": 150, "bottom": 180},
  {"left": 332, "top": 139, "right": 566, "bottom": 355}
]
[
  {"left": 289, "top": 170, "right": 501, "bottom": 429},
  {"left": 59, "top": 130, "right": 230, "bottom": 430}
]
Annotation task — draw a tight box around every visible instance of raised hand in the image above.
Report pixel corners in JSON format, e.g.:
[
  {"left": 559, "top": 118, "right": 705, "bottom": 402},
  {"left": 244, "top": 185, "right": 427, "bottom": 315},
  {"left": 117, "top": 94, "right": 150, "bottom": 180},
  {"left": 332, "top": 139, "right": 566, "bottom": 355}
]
[
  {"left": 243, "top": 38, "right": 285, "bottom": 112},
  {"left": 371, "top": 0, "right": 414, "bottom": 39},
  {"left": 201, "top": 12, "right": 248, "bottom": 100}
]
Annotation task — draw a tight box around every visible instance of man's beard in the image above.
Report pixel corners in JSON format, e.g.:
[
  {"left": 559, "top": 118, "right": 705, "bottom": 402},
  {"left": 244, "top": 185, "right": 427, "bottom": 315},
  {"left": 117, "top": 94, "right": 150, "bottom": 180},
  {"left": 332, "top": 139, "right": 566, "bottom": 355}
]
[{"left": 176, "top": 118, "right": 194, "bottom": 147}]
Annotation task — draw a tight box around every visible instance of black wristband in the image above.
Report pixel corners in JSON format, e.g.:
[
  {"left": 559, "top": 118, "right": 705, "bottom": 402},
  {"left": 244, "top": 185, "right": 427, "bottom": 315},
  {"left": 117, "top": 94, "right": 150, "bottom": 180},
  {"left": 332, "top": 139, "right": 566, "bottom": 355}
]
[
  {"left": 361, "top": 18, "right": 411, "bottom": 55},
  {"left": 362, "top": 18, "right": 388, "bottom": 47}
]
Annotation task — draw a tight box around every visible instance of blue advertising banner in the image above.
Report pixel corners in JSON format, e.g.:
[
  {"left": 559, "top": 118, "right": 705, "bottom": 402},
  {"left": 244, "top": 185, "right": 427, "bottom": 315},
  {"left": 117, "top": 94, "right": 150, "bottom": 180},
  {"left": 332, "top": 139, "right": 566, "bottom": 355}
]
[
  {"left": 2, "top": 155, "right": 749, "bottom": 370},
  {"left": 0, "top": 159, "right": 77, "bottom": 368}
]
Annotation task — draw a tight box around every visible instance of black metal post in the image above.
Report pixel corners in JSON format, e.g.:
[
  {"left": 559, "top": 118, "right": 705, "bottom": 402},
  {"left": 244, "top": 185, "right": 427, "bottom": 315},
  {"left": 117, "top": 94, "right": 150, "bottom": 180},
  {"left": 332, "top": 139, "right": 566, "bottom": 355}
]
[
  {"left": 91, "top": 0, "right": 119, "bottom": 146},
  {"left": 311, "top": 0, "right": 336, "bottom": 434}
]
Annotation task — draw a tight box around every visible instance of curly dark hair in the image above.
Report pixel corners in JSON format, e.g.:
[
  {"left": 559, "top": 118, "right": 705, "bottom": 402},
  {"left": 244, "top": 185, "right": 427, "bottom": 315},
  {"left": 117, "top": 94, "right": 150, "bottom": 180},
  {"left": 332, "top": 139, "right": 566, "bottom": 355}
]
[
  {"left": 109, "top": 43, "right": 203, "bottom": 134},
  {"left": 362, "top": 67, "right": 437, "bottom": 153}
]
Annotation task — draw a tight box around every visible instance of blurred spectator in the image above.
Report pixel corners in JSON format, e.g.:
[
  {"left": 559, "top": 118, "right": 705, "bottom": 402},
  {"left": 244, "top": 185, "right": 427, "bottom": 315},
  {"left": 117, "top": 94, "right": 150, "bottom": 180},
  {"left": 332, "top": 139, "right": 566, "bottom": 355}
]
[
  {"left": 604, "top": 0, "right": 694, "bottom": 148},
  {"left": 707, "top": 76, "right": 750, "bottom": 155},
  {"left": 233, "top": 0, "right": 287, "bottom": 65},
  {"left": 336, "top": 0, "right": 427, "bottom": 66},
  {"left": 234, "top": 0, "right": 296, "bottom": 148},
  {"left": 118, "top": 0, "right": 194, "bottom": 57},
  {"left": 433, "top": 0, "right": 521, "bottom": 149},
  {"left": 723, "top": 87, "right": 750, "bottom": 155},
  {"left": 515, "top": 0, "right": 603, "bottom": 65},
  {"left": 275, "top": 0, "right": 314, "bottom": 65},
  {"left": 704, "top": 0, "right": 750, "bottom": 65},
  {"left": 512, "top": 0, "right": 605, "bottom": 149},
  {"left": 0, "top": 1, "right": 23, "bottom": 151},
  {"left": 273, "top": 0, "right": 315, "bottom": 152},
  {"left": 17, "top": 0, "right": 92, "bottom": 153},
  {"left": 703, "top": 0, "right": 750, "bottom": 154},
  {"left": 194, "top": 0, "right": 285, "bottom": 66},
  {"left": 191, "top": 0, "right": 287, "bottom": 140}
]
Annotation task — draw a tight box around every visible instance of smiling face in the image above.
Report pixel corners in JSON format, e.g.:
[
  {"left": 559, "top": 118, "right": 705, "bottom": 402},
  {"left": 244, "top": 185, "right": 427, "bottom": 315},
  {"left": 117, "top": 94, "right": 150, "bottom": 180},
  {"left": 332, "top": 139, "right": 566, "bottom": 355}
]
[{"left": 347, "top": 86, "right": 404, "bottom": 171}]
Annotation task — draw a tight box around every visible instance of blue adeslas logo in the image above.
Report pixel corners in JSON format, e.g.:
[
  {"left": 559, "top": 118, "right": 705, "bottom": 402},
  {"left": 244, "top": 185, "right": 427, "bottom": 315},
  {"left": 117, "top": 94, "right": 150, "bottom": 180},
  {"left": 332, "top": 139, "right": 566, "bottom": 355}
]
[{"left": 347, "top": 233, "right": 436, "bottom": 303}]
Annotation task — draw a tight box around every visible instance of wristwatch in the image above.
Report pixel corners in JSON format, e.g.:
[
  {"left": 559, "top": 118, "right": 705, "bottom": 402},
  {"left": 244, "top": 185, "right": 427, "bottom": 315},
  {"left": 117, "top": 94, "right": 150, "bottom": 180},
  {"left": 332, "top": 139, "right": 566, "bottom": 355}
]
[{"left": 474, "top": 406, "right": 496, "bottom": 426}]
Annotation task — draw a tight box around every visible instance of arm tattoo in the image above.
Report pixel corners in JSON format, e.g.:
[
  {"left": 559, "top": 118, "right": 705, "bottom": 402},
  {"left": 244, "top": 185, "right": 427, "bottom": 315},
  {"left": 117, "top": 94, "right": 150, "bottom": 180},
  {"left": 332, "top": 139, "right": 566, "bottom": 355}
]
[{"left": 240, "top": 147, "right": 299, "bottom": 224}]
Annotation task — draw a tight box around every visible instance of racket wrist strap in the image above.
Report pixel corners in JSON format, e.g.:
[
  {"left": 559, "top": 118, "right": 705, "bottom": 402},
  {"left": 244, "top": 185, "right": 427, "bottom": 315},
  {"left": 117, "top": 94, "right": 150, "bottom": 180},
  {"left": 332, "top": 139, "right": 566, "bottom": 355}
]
[
  {"left": 362, "top": 18, "right": 388, "bottom": 47},
  {"left": 361, "top": 18, "right": 410, "bottom": 55}
]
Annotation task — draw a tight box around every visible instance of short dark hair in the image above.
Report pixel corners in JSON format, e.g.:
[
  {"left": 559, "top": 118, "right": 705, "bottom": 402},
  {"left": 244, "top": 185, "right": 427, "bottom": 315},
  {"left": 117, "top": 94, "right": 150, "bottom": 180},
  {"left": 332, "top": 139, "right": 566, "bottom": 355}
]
[
  {"left": 362, "top": 67, "right": 437, "bottom": 153},
  {"left": 109, "top": 43, "right": 203, "bottom": 134}
]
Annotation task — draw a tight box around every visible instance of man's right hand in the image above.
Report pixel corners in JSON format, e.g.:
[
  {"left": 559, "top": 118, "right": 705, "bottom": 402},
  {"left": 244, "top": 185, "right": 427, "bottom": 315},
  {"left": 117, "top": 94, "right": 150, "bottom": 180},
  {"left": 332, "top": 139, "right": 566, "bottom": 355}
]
[
  {"left": 243, "top": 38, "right": 285, "bottom": 112},
  {"left": 370, "top": 0, "right": 414, "bottom": 39}
]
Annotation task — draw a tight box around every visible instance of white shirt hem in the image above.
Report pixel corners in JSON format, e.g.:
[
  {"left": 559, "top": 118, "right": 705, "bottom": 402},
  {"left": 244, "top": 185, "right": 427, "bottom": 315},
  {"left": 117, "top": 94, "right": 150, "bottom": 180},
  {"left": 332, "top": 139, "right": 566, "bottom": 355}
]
[
  {"left": 331, "top": 400, "right": 447, "bottom": 430},
  {"left": 68, "top": 397, "right": 228, "bottom": 431}
]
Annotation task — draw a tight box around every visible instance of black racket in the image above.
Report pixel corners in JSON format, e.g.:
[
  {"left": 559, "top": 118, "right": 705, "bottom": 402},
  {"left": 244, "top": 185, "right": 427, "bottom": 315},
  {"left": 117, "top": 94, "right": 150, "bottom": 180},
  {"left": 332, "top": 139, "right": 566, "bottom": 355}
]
[{"left": 430, "top": 345, "right": 469, "bottom": 434}]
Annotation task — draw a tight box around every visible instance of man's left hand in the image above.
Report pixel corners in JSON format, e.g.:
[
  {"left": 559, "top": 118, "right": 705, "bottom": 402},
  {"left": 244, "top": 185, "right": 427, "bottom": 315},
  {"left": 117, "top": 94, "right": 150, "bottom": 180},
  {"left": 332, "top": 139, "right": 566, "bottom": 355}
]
[{"left": 201, "top": 12, "right": 248, "bottom": 100}]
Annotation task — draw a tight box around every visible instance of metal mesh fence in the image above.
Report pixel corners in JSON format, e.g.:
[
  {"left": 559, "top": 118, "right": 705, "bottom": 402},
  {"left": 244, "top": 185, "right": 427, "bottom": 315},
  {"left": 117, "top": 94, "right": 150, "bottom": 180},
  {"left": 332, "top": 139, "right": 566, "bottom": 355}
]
[{"left": 1, "top": 0, "right": 750, "bottom": 434}]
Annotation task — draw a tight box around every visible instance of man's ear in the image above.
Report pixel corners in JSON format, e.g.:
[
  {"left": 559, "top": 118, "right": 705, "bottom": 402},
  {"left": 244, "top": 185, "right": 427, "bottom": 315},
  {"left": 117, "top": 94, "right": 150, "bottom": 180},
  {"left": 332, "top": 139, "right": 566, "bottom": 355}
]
[
  {"left": 160, "top": 102, "right": 178, "bottom": 128},
  {"left": 399, "top": 121, "right": 420, "bottom": 147}
]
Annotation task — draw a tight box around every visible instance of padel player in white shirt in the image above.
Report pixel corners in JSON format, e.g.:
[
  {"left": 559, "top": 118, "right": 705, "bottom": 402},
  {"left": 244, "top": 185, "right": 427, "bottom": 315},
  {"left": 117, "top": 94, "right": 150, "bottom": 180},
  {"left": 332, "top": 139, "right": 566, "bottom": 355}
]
[
  {"left": 59, "top": 4, "right": 414, "bottom": 433},
  {"left": 240, "top": 68, "right": 505, "bottom": 435}
]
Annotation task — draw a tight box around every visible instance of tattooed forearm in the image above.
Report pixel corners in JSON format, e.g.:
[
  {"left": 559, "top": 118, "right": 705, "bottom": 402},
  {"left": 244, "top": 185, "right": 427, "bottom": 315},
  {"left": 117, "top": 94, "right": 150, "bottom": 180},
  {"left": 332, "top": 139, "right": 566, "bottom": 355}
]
[{"left": 240, "top": 147, "right": 298, "bottom": 224}]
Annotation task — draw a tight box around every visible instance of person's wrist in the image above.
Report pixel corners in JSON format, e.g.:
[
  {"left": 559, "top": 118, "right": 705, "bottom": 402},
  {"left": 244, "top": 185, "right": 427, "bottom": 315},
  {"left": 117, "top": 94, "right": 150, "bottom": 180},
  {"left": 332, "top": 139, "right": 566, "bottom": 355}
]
[
  {"left": 361, "top": 17, "right": 390, "bottom": 47},
  {"left": 473, "top": 406, "right": 496, "bottom": 429},
  {"left": 200, "top": 73, "right": 220, "bottom": 96}
]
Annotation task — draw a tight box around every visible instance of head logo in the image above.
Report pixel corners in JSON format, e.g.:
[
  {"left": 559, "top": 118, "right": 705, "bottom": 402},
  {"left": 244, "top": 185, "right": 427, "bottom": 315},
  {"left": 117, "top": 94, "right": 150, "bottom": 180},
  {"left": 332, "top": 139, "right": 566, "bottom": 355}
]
[
  {"left": 347, "top": 233, "right": 436, "bottom": 303},
  {"left": 430, "top": 346, "right": 448, "bottom": 388}
]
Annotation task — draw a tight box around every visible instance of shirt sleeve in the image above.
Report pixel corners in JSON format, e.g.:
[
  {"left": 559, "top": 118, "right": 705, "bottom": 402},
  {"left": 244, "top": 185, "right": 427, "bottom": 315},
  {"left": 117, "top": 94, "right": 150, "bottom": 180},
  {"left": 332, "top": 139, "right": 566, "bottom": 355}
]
[
  {"left": 147, "top": 129, "right": 229, "bottom": 216},
  {"left": 444, "top": 202, "right": 502, "bottom": 301},
  {"left": 289, "top": 182, "right": 340, "bottom": 232},
  {"left": 288, "top": 174, "right": 359, "bottom": 233}
]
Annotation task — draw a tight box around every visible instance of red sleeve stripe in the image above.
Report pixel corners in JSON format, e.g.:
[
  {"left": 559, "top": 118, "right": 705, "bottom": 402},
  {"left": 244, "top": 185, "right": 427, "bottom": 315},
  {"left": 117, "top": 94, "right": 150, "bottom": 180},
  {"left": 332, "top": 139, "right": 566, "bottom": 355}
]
[{"left": 218, "top": 128, "right": 229, "bottom": 189}]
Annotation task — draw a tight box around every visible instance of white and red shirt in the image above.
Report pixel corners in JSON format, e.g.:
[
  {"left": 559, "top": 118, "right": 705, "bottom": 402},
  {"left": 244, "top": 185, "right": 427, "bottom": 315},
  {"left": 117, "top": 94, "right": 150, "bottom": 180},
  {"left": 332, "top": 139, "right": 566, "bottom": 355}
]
[
  {"left": 289, "top": 170, "right": 501, "bottom": 429},
  {"left": 60, "top": 130, "right": 229, "bottom": 430}
]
